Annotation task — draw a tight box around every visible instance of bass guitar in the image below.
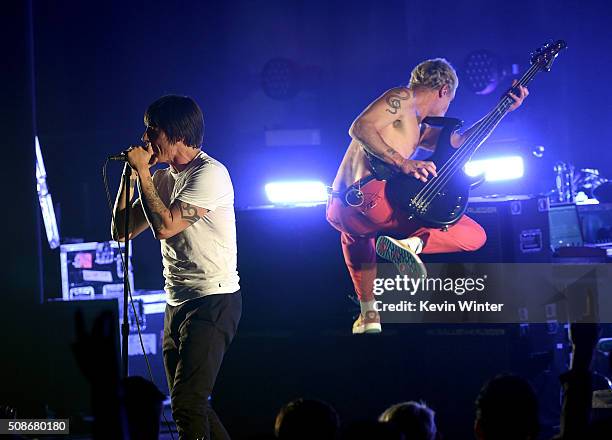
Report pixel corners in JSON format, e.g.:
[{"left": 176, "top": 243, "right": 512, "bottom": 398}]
[{"left": 386, "top": 40, "right": 567, "bottom": 228}]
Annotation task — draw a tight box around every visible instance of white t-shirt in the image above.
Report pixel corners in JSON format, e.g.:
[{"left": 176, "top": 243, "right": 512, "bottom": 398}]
[{"left": 152, "top": 151, "right": 240, "bottom": 306}]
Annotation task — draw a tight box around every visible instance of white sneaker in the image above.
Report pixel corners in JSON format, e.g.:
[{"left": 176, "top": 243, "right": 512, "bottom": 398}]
[
  {"left": 352, "top": 310, "right": 382, "bottom": 334},
  {"left": 376, "top": 236, "right": 428, "bottom": 279}
]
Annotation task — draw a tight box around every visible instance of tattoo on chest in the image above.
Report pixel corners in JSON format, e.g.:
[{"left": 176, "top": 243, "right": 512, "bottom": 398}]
[
  {"left": 179, "top": 202, "right": 201, "bottom": 225},
  {"left": 385, "top": 89, "right": 410, "bottom": 114}
]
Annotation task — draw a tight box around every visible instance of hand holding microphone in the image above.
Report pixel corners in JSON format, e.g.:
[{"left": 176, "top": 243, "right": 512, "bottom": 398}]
[{"left": 109, "top": 145, "right": 158, "bottom": 173}]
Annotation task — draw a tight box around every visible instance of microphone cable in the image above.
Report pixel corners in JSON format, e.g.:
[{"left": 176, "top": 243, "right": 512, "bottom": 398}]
[{"left": 102, "top": 159, "right": 176, "bottom": 440}]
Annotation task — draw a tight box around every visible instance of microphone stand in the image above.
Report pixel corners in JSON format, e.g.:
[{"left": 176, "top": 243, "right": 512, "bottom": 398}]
[{"left": 121, "top": 164, "right": 131, "bottom": 378}]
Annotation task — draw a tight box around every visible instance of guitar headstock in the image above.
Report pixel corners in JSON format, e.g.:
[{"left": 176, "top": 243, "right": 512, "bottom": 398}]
[{"left": 531, "top": 40, "right": 567, "bottom": 71}]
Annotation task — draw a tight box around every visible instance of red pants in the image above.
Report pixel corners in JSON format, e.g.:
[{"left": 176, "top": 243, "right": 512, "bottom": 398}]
[{"left": 326, "top": 180, "right": 487, "bottom": 302}]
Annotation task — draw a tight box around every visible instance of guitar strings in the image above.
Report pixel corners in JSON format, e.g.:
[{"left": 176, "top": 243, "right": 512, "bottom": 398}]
[
  {"left": 411, "top": 60, "right": 542, "bottom": 210},
  {"left": 414, "top": 62, "right": 540, "bottom": 207},
  {"left": 417, "top": 63, "right": 540, "bottom": 206}
]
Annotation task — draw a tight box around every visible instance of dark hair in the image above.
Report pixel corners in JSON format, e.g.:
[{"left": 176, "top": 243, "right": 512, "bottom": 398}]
[
  {"left": 475, "top": 374, "right": 539, "bottom": 440},
  {"left": 275, "top": 398, "right": 339, "bottom": 440},
  {"left": 144, "top": 95, "right": 204, "bottom": 148},
  {"left": 379, "top": 401, "right": 437, "bottom": 440}
]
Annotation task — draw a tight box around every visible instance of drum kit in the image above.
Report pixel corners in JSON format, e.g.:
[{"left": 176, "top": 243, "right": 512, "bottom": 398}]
[{"left": 553, "top": 162, "right": 611, "bottom": 204}]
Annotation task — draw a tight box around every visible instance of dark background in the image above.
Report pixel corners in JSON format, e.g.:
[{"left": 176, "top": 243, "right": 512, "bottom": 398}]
[
  {"left": 33, "top": 0, "right": 611, "bottom": 247},
  {"left": 3, "top": 0, "right": 612, "bottom": 438},
  {"left": 31, "top": 0, "right": 612, "bottom": 293}
]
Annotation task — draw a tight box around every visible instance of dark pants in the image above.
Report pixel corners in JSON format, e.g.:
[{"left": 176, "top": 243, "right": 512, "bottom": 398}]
[{"left": 163, "top": 291, "right": 242, "bottom": 440}]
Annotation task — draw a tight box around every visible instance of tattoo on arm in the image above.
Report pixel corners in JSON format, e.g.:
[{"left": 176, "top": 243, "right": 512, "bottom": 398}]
[
  {"left": 360, "top": 140, "right": 405, "bottom": 170},
  {"left": 138, "top": 176, "right": 171, "bottom": 234},
  {"left": 384, "top": 147, "right": 405, "bottom": 168},
  {"left": 149, "top": 212, "right": 164, "bottom": 231},
  {"left": 385, "top": 89, "right": 410, "bottom": 114},
  {"left": 179, "top": 201, "right": 201, "bottom": 225}
]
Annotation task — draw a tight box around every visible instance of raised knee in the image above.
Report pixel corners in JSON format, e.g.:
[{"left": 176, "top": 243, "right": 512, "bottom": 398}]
[{"left": 465, "top": 222, "right": 487, "bottom": 251}]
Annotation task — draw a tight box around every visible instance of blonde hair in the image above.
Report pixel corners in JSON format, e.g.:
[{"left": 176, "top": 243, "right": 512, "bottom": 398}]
[{"left": 409, "top": 58, "right": 458, "bottom": 95}]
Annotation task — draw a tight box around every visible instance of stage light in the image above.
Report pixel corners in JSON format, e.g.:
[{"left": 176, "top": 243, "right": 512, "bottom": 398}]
[
  {"left": 464, "top": 156, "right": 524, "bottom": 182},
  {"left": 264, "top": 181, "right": 328, "bottom": 205},
  {"left": 35, "top": 136, "right": 60, "bottom": 249},
  {"left": 463, "top": 50, "right": 501, "bottom": 95},
  {"left": 261, "top": 57, "right": 298, "bottom": 100}
]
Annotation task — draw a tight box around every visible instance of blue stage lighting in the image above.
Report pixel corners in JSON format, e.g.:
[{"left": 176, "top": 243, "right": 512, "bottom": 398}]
[
  {"left": 264, "top": 181, "right": 328, "bottom": 205},
  {"left": 464, "top": 155, "right": 524, "bottom": 182}
]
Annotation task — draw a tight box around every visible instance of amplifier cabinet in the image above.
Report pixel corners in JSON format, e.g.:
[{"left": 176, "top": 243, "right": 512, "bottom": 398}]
[
  {"left": 577, "top": 202, "right": 612, "bottom": 244},
  {"left": 426, "top": 195, "right": 551, "bottom": 263}
]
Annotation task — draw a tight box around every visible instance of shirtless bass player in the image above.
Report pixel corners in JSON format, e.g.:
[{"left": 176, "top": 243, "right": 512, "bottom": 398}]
[{"left": 326, "top": 58, "right": 528, "bottom": 334}]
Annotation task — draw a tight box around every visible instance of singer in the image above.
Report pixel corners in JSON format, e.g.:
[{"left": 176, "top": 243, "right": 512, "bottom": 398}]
[{"left": 111, "top": 95, "right": 241, "bottom": 440}]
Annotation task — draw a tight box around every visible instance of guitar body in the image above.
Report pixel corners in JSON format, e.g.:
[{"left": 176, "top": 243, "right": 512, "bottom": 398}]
[{"left": 386, "top": 117, "right": 482, "bottom": 228}]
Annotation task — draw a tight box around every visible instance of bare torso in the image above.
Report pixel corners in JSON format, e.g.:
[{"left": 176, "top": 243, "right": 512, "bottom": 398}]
[{"left": 332, "top": 87, "right": 423, "bottom": 190}]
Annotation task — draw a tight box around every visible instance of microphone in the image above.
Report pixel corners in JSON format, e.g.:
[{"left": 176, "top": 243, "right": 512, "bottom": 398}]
[{"left": 108, "top": 152, "right": 127, "bottom": 161}]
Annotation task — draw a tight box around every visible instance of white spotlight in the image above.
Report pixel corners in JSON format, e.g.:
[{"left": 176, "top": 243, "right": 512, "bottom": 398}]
[
  {"left": 465, "top": 156, "right": 524, "bottom": 182},
  {"left": 264, "top": 181, "right": 328, "bottom": 205}
]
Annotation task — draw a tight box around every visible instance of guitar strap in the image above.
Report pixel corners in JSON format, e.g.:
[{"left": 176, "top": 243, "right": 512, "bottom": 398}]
[{"left": 363, "top": 149, "right": 397, "bottom": 181}]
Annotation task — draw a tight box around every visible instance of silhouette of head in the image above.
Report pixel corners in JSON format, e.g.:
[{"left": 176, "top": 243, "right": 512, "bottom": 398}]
[
  {"left": 275, "top": 398, "right": 339, "bottom": 440},
  {"left": 475, "top": 374, "right": 539, "bottom": 440},
  {"left": 379, "top": 401, "right": 437, "bottom": 440}
]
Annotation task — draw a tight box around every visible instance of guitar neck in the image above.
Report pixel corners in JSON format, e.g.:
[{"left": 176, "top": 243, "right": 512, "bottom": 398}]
[{"left": 460, "top": 62, "right": 543, "bottom": 158}]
